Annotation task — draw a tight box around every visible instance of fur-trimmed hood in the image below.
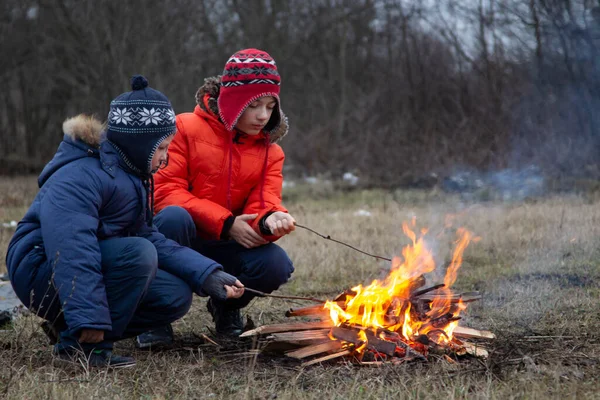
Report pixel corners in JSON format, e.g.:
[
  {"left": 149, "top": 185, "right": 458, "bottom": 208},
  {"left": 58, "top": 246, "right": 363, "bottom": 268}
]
[
  {"left": 194, "top": 76, "right": 289, "bottom": 143},
  {"left": 38, "top": 114, "right": 106, "bottom": 187},
  {"left": 63, "top": 114, "right": 105, "bottom": 148}
]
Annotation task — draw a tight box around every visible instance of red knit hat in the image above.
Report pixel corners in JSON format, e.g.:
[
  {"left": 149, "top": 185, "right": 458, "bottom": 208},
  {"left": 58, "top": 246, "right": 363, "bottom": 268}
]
[{"left": 218, "top": 48, "right": 282, "bottom": 132}]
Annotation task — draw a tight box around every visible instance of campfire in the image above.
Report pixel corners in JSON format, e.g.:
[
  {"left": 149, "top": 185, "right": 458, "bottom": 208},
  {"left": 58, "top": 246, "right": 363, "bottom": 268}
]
[{"left": 242, "top": 222, "right": 495, "bottom": 366}]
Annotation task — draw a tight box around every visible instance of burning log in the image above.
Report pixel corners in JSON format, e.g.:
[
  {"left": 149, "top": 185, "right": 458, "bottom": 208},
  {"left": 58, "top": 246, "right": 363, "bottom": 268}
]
[
  {"left": 407, "top": 275, "right": 427, "bottom": 293},
  {"left": 330, "top": 326, "right": 397, "bottom": 357},
  {"left": 427, "top": 313, "right": 461, "bottom": 329}
]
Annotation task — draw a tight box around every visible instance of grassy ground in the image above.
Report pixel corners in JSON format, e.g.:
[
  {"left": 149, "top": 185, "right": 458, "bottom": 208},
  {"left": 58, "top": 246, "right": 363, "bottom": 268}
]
[{"left": 0, "top": 177, "right": 599, "bottom": 399}]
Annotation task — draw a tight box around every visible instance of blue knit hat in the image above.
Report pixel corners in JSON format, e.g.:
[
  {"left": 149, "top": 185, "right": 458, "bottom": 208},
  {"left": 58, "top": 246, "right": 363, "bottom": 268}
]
[{"left": 106, "top": 75, "right": 176, "bottom": 175}]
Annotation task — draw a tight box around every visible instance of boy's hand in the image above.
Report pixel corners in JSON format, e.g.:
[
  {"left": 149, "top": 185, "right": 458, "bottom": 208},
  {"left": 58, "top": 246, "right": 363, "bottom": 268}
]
[
  {"left": 224, "top": 280, "right": 245, "bottom": 299},
  {"left": 229, "top": 213, "right": 268, "bottom": 248},
  {"left": 79, "top": 329, "right": 104, "bottom": 343},
  {"left": 265, "top": 212, "right": 296, "bottom": 237},
  {"left": 202, "top": 270, "right": 245, "bottom": 301}
]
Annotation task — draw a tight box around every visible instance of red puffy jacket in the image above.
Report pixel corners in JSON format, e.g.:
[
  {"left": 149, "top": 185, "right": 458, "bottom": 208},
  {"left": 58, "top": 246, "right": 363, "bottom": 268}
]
[{"left": 154, "top": 92, "right": 289, "bottom": 242}]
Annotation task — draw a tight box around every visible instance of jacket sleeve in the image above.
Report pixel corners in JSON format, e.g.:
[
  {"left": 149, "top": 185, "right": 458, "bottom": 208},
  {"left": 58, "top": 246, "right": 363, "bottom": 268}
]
[
  {"left": 136, "top": 225, "right": 222, "bottom": 295},
  {"left": 39, "top": 166, "right": 112, "bottom": 336},
  {"left": 243, "top": 144, "right": 288, "bottom": 242},
  {"left": 153, "top": 117, "right": 233, "bottom": 240}
]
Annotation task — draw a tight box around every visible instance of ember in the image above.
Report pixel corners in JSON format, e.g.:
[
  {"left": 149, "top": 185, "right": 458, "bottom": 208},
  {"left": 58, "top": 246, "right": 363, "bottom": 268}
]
[{"left": 242, "top": 221, "right": 495, "bottom": 366}]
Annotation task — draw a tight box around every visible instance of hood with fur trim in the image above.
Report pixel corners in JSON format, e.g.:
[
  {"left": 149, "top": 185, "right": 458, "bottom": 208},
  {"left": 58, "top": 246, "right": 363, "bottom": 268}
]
[
  {"left": 195, "top": 76, "right": 289, "bottom": 143},
  {"left": 63, "top": 114, "right": 104, "bottom": 148},
  {"left": 38, "top": 115, "right": 105, "bottom": 187}
]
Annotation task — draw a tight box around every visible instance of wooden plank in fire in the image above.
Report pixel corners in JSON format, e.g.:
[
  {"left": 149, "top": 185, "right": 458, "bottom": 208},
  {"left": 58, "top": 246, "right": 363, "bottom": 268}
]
[
  {"left": 330, "top": 326, "right": 397, "bottom": 356},
  {"left": 239, "top": 321, "right": 334, "bottom": 337},
  {"left": 267, "top": 329, "right": 331, "bottom": 343},
  {"left": 285, "top": 340, "right": 344, "bottom": 359},
  {"left": 285, "top": 303, "right": 342, "bottom": 318},
  {"left": 452, "top": 326, "right": 496, "bottom": 340}
]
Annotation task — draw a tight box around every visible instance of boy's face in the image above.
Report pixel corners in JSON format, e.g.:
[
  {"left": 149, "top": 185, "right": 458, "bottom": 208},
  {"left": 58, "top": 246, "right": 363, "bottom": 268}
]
[
  {"left": 235, "top": 96, "right": 277, "bottom": 135},
  {"left": 151, "top": 134, "right": 175, "bottom": 173}
]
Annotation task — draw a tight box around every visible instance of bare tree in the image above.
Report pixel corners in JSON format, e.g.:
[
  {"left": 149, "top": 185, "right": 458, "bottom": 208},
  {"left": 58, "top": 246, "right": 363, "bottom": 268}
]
[{"left": 1, "top": 0, "right": 598, "bottom": 181}]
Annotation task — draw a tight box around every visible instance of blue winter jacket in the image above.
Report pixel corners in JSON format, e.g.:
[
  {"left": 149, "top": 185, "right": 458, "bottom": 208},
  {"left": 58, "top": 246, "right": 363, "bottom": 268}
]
[{"left": 6, "top": 115, "right": 221, "bottom": 335}]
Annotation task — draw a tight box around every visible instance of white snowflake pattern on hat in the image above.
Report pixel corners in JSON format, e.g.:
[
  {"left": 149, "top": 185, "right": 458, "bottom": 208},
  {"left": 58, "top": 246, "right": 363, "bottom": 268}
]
[
  {"left": 165, "top": 109, "right": 175, "bottom": 123},
  {"left": 111, "top": 108, "right": 133, "bottom": 125},
  {"left": 139, "top": 108, "right": 162, "bottom": 125}
]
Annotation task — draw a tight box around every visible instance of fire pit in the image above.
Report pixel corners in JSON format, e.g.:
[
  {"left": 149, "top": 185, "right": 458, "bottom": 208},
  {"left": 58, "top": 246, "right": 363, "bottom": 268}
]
[{"left": 241, "top": 222, "right": 495, "bottom": 366}]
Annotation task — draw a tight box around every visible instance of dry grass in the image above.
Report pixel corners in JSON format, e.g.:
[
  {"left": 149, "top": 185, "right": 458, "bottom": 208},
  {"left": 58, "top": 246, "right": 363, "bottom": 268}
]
[{"left": 1, "top": 177, "right": 599, "bottom": 399}]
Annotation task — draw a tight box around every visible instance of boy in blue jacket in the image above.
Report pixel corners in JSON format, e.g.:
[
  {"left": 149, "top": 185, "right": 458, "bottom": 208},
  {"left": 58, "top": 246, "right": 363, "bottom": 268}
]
[{"left": 5, "top": 76, "right": 244, "bottom": 368}]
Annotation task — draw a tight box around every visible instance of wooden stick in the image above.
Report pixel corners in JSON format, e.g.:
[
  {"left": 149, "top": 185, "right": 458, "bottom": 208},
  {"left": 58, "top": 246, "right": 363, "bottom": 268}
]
[
  {"left": 301, "top": 350, "right": 352, "bottom": 367},
  {"left": 452, "top": 326, "right": 496, "bottom": 340},
  {"left": 295, "top": 223, "right": 392, "bottom": 262},
  {"left": 358, "top": 361, "right": 385, "bottom": 367},
  {"left": 200, "top": 333, "right": 220, "bottom": 347},
  {"left": 286, "top": 341, "right": 343, "bottom": 359},
  {"left": 244, "top": 287, "right": 325, "bottom": 303},
  {"left": 417, "top": 292, "right": 481, "bottom": 303},
  {"left": 240, "top": 321, "right": 334, "bottom": 337},
  {"left": 410, "top": 284, "right": 445, "bottom": 298}
]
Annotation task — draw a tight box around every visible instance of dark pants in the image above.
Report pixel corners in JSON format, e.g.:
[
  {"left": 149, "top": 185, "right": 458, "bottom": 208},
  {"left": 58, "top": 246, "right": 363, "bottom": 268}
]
[
  {"left": 12, "top": 237, "right": 193, "bottom": 352},
  {"left": 154, "top": 206, "right": 294, "bottom": 309}
]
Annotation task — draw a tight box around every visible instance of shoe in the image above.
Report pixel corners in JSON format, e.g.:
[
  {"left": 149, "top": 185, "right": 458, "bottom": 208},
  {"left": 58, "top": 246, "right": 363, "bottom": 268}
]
[
  {"left": 135, "top": 325, "right": 174, "bottom": 349},
  {"left": 53, "top": 348, "right": 136, "bottom": 369},
  {"left": 207, "top": 298, "right": 243, "bottom": 337}
]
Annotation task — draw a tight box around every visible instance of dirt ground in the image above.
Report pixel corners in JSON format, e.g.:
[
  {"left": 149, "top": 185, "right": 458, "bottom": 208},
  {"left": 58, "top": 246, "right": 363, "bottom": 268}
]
[{"left": 1, "top": 176, "right": 598, "bottom": 399}]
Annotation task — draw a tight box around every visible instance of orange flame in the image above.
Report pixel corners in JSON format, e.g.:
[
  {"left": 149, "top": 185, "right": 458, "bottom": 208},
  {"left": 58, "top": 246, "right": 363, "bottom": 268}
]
[{"left": 324, "top": 221, "right": 473, "bottom": 349}]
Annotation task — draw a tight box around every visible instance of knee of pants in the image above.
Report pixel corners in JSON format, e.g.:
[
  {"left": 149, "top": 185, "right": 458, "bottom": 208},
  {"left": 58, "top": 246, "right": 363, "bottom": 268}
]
[
  {"left": 120, "top": 238, "right": 158, "bottom": 280},
  {"left": 166, "top": 281, "right": 193, "bottom": 321},
  {"left": 154, "top": 206, "right": 196, "bottom": 245},
  {"left": 255, "top": 246, "right": 294, "bottom": 291}
]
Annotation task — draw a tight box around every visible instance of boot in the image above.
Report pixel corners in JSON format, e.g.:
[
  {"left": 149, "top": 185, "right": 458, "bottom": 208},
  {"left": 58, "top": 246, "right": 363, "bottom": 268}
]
[
  {"left": 135, "top": 324, "right": 174, "bottom": 349},
  {"left": 53, "top": 348, "right": 135, "bottom": 369},
  {"left": 207, "top": 298, "right": 243, "bottom": 337}
]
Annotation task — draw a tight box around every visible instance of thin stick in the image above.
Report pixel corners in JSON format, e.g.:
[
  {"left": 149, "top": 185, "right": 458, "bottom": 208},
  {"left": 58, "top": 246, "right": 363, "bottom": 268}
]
[
  {"left": 244, "top": 287, "right": 326, "bottom": 303},
  {"left": 200, "top": 333, "right": 220, "bottom": 347},
  {"left": 301, "top": 350, "right": 352, "bottom": 367},
  {"left": 295, "top": 223, "right": 392, "bottom": 262}
]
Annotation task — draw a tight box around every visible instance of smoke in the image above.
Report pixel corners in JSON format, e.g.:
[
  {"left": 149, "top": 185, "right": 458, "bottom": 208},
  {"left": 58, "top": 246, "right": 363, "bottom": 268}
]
[{"left": 441, "top": 166, "right": 545, "bottom": 201}]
